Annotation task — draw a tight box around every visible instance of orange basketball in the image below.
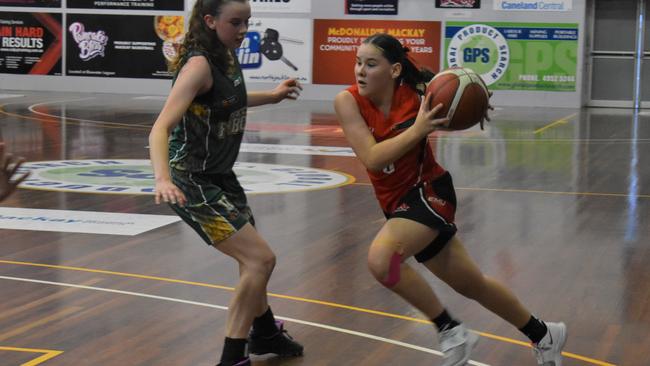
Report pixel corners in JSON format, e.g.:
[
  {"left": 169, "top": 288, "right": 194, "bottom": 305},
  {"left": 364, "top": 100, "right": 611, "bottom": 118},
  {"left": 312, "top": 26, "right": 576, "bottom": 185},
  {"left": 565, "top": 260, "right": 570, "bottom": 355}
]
[{"left": 425, "top": 67, "right": 490, "bottom": 130}]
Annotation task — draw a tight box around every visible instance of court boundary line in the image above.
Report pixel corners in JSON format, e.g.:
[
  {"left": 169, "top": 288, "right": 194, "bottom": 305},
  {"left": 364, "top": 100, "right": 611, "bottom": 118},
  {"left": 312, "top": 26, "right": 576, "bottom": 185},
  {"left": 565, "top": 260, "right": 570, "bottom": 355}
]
[
  {"left": 0, "top": 275, "right": 492, "bottom": 366},
  {"left": 534, "top": 113, "right": 577, "bottom": 134},
  {"left": 0, "top": 260, "right": 617, "bottom": 366},
  {"left": 456, "top": 186, "right": 650, "bottom": 199},
  {"left": 0, "top": 345, "right": 63, "bottom": 366}
]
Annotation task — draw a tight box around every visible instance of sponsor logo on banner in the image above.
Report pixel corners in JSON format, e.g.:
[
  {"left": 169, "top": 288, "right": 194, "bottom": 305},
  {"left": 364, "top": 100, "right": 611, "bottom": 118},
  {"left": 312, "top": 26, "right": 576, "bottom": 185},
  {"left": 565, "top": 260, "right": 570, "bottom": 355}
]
[
  {"left": 444, "top": 21, "right": 577, "bottom": 91},
  {"left": 155, "top": 15, "right": 184, "bottom": 62},
  {"left": 0, "top": 0, "right": 60, "bottom": 7},
  {"left": 493, "top": 0, "right": 572, "bottom": 11},
  {"left": 249, "top": 0, "right": 310, "bottom": 13},
  {"left": 66, "top": 0, "right": 183, "bottom": 10},
  {"left": 238, "top": 18, "right": 311, "bottom": 83},
  {"left": 346, "top": 0, "right": 398, "bottom": 15},
  {"left": 17, "top": 160, "right": 352, "bottom": 194},
  {"left": 0, "top": 12, "right": 62, "bottom": 75},
  {"left": 447, "top": 24, "right": 509, "bottom": 86},
  {"left": 0, "top": 207, "right": 180, "bottom": 236},
  {"left": 436, "top": 0, "right": 480, "bottom": 9},
  {"left": 68, "top": 22, "right": 108, "bottom": 61},
  {"left": 238, "top": 31, "right": 262, "bottom": 69},
  {"left": 65, "top": 14, "right": 179, "bottom": 78}
]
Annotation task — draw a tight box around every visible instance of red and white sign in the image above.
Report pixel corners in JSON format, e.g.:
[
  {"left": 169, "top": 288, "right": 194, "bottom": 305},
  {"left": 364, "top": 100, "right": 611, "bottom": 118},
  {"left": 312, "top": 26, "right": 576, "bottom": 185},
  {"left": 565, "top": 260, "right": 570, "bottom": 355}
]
[{"left": 313, "top": 19, "right": 441, "bottom": 85}]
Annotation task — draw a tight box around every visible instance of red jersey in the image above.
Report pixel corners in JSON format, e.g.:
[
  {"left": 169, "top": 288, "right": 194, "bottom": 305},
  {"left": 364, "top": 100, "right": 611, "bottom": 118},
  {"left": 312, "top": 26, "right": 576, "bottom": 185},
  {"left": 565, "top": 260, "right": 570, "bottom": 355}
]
[{"left": 347, "top": 83, "right": 446, "bottom": 213}]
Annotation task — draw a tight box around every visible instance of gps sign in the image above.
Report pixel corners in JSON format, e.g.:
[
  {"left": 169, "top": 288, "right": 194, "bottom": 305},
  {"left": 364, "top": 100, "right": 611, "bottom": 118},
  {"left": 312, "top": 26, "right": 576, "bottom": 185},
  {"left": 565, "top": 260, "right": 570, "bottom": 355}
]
[
  {"left": 447, "top": 24, "right": 509, "bottom": 86},
  {"left": 444, "top": 21, "right": 578, "bottom": 91}
]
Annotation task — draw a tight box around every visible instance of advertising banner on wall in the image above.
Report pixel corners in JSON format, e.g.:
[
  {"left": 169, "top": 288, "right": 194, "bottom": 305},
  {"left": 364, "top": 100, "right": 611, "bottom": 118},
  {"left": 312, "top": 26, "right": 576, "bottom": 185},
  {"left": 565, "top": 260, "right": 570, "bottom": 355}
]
[
  {"left": 249, "top": 0, "right": 310, "bottom": 13},
  {"left": 493, "top": 0, "right": 572, "bottom": 11},
  {"left": 0, "top": 12, "right": 62, "bottom": 75},
  {"left": 0, "top": 0, "right": 60, "bottom": 7},
  {"left": 436, "top": 0, "right": 480, "bottom": 9},
  {"left": 346, "top": 0, "right": 398, "bottom": 15},
  {"left": 66, "top": 0, "right": 183, "bottom": 10},
  {"left": 313, "top": 19, "right": 440, "bottom": 85},
  {"left": 444, "top": 22, "right": 578, "bottom": 91},
  {"left": 66, "top": 14, "right": 183, "bottom": 78},
  {"left": 237, "top": 17, "right": 311, "bottom": 84}
]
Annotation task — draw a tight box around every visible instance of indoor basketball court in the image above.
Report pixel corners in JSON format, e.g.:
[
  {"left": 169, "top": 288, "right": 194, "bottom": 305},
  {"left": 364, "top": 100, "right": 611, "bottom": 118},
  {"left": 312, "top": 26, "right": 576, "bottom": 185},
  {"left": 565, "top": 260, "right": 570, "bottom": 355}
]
[
  {"left": 1, "top": 0, "right": 649, "bottom": 365},
  {"left": 1, "top": 90, "right": 647, "bottom": 365}
]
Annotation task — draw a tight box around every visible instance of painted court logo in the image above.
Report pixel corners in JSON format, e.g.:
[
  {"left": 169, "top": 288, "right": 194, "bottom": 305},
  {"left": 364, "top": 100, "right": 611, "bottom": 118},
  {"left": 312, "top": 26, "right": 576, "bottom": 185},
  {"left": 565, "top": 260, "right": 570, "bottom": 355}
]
[
  {"left": 17, "top": 160, "right": 353, "bottom": 195},
  {"left": 447, "top": 24, "right": 509, "bottom": 85}
]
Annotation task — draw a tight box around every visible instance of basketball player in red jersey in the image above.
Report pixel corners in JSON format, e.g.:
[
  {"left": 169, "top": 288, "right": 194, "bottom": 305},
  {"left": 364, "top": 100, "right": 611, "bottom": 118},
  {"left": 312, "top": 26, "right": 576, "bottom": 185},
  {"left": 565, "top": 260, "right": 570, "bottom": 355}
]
[{"left": 334, "top": 33, "right": 567, "bottom": 366}]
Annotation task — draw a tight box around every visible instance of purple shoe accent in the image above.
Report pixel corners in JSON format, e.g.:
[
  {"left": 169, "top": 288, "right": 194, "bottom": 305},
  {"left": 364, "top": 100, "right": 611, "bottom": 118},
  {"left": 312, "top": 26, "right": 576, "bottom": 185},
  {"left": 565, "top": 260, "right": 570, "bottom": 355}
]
[
  {"left": 233, "top": 358, "right": 251, "bottom": 366},
  {"left": 217, "top": 357, "right": 250, "bottom": 366},
  {"left": 274, "top": 320, "right": 284, "bottom": 332}
]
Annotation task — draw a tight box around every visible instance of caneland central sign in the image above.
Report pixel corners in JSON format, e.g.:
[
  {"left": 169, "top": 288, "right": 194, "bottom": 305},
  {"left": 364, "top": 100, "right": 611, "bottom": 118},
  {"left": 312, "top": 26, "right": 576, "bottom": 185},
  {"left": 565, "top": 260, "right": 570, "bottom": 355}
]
[{"left": 493, "top": 0, "right": 572, "bottom": 11}]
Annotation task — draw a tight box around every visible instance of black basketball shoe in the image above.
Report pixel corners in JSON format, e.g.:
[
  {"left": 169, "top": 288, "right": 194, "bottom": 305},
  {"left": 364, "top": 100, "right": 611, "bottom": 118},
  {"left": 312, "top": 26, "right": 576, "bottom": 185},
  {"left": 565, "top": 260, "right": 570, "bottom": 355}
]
[{"left": 248, "top": 320, "right": 304, "bottom": 357}]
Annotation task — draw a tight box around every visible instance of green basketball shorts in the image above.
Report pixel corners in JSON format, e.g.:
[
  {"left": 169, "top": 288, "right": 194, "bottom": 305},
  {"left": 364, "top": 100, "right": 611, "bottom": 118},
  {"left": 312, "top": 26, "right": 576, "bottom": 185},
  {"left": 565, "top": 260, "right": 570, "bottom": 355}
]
[{"left": 169, "top": 168, "right": 255, "bottom": 245}]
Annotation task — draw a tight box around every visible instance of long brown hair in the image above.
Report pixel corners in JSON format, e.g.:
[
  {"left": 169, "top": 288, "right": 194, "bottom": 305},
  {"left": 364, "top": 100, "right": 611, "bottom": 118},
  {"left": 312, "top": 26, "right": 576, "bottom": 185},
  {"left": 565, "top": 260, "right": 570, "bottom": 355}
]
[{"left": 169, "top": 0, "right": 247, "bottom": 72}]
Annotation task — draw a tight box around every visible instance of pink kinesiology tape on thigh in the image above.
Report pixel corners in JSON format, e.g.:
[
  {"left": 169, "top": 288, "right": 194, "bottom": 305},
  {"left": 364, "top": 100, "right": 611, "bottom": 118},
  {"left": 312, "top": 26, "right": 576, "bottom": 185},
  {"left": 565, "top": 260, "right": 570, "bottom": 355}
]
[{"left": 381, "top": 252, "right": 402, "bottom": 287}]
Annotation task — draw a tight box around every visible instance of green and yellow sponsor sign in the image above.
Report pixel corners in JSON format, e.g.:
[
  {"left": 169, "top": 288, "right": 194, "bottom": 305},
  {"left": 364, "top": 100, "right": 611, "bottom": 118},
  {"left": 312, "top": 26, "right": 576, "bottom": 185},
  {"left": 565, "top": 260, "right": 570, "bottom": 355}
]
[{"left": 444, "top": 22, "right": 578, "bottom": 91}]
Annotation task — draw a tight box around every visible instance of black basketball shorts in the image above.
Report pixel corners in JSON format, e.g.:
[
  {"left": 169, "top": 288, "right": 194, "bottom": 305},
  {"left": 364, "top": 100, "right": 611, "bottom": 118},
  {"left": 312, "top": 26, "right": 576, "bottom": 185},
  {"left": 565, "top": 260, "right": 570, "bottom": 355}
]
[{"left": 387, "top": 171, "right": 458, "bottom": 262}]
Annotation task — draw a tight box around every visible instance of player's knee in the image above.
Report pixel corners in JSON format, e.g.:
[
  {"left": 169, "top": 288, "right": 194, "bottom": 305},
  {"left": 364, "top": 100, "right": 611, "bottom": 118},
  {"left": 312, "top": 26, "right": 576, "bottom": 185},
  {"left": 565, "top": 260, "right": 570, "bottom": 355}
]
[
  {"left": 368, "top": 252, "right": 402, "bottom": 288},
  {"left": 261, "top": 252, "right": 276, "bottom": 275},
  {"left": 245, "top": 251, "right": 276, "bottom": 279}
]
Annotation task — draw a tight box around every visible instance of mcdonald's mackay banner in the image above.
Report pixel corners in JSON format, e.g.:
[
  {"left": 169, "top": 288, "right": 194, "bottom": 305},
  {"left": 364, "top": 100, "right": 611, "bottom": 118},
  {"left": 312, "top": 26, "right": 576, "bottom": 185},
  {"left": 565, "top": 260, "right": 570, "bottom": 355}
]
[
  {"left": 444, "top": 22, "right": 578, "bottom": 91},
  {"left": 313, "top": 19, "right": 440, "bottom": 85}
]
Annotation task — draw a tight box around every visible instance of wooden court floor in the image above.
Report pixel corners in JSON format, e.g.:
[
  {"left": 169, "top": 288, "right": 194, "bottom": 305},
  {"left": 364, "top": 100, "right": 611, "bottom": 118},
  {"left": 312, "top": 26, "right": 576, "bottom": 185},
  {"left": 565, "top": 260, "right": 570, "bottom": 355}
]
[{"left": 0, "top": 90, "right": 648, "bottom": 366}]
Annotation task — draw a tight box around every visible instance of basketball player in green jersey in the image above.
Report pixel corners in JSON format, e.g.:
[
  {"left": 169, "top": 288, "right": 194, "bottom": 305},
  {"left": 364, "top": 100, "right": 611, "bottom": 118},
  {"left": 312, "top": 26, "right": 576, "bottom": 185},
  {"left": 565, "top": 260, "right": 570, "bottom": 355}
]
[{"left": 149, "top": 1, "right": 303, "bottom": 365}]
